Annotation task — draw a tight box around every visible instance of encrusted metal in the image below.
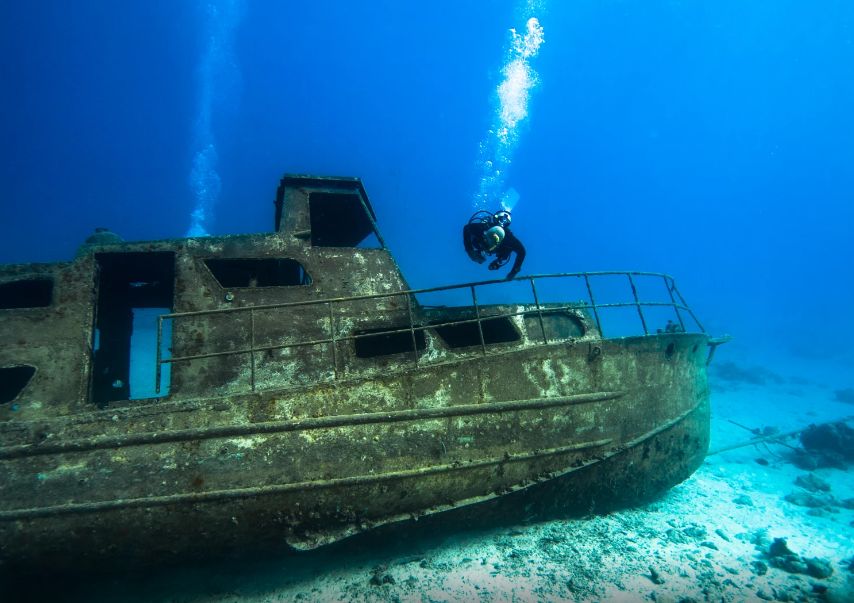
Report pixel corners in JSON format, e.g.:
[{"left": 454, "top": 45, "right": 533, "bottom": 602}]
[{"left": 0, "top": 174, "right": 718, "bottom": 571}]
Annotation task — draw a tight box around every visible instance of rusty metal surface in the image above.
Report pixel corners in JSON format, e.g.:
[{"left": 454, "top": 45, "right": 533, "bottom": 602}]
[
  {"left": 0, "top": 332, "right": 710, "bottom": 569},
  {"left": 0, "top": 174, "right": 714, "bottom": 571}
]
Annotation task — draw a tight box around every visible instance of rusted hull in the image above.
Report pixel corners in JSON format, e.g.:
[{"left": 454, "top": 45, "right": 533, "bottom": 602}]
[{"left": 0, "top": 333, "right": 710, "bottom": 571}]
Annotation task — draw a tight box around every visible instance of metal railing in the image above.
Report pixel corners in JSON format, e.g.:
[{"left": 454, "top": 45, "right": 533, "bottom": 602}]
[{"left": 155, "top": 271, "right": 705, "bottom": 393}]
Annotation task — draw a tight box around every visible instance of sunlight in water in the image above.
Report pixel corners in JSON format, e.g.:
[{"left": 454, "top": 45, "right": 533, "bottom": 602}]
[
  {"left": 473, "top": 6, "right": 545, "bottom": 211},
  {"left": 187, "top": 0, "right": 244, "bottom": 237}
]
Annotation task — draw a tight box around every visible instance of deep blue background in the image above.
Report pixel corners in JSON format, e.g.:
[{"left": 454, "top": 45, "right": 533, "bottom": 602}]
[{"left": 2, "top": 1, "right": 853, "bottom": 371}]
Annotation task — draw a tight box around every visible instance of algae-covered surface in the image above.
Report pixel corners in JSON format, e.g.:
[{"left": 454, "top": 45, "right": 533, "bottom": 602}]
[{"left": 7, "top": 355, "right": 852, "bottom": 603}]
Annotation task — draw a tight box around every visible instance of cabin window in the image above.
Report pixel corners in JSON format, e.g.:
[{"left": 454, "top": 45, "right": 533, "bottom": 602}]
[
  {"left": 524, "top": 310, "right": 586, "bottom": 342},
  {"left": 205, "top": 258, "right": 311, "bottom": 288},
  {"left": 354, "top": 327, "right": 426, "bottom": 358},
  {"left": 1, "top": 365, "right": 36, "bottom": 404},
  {"left": 432, "top": 317, "right": 520, "bottom": 349},
  {"left": 0, "top": 278, "right": 53, "bottom": 309},
  {"left": 91, "top": 252, "right": 175, "bottom": 406},
  {"left": 309, "top": 192, "right": 381, "bottom": 248}
]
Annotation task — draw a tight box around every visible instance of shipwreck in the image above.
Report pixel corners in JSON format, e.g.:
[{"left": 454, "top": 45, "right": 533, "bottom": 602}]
[{"left": 0, "top": 175, "right": 724, "bottom": 570}]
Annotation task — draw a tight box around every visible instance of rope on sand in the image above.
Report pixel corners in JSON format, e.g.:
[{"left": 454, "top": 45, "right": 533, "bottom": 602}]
[{"left": 706, "top": 415, "right": 854, "bottom": 457}]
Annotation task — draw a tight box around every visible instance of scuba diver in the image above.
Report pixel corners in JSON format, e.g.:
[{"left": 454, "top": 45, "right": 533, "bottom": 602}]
[{"left": 463, "top": 209, "right": 526, "bottom": 280}]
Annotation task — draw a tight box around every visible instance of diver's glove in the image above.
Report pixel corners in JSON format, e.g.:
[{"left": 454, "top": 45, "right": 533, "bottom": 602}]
[
  {"left": 488, "top": 260, "right": 501, "bottom": 270},
  {"left": 505, "top": 270, "right": 518, "bottom": 280}
]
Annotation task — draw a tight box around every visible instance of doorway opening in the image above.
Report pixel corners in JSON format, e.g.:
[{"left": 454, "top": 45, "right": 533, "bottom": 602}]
[{"left": 91, "top": 252, "right": 174, "bottom": 406}]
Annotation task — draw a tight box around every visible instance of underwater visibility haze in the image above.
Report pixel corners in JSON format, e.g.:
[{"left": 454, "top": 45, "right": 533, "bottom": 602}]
[
  {"left": 2, "top": 0, "right": 853, "bottom": 366},
  {"left": 2, "top": 0, "right": 854, "bottom": 599}
]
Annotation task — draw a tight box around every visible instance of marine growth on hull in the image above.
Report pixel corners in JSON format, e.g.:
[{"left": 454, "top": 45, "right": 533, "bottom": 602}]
[{"left": 0, "top": 174, "right": 718, "bottom": 570}]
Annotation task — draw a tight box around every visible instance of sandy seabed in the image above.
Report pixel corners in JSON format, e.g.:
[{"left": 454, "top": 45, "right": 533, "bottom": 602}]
[{"left": 12, "top": 356, "right": 854, "bottom": 603}]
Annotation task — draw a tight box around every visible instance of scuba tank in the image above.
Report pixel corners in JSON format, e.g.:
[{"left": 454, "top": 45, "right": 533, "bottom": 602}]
[{"left": 467, "top": 210, "right": 495, "bottom": 226}]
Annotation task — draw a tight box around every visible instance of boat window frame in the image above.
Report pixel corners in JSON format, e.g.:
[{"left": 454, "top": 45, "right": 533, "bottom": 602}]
[
  {"left": 201, "top": 257, "right": 314, "bottom": 290},
  {"left": 0, "top": 277, "right": 54, "bottom": 310},
  {"left": 0, "top": 364, "right": 37, "bottom": 405},
  {"left": 430, "top": 315, "right": 522, "bottom": 351},
  {"left": 307, "top": 190, "right": 384, "bottom": 249},
  {"left": 522, "top": 309, "right": 587, "bottom": 343},
  {"left": 352, "top": 325, "right": 428, "bottom": 359}
]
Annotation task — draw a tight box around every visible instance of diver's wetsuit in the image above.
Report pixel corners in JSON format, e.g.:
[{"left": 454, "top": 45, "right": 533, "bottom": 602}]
[{"left": 463, "top": 222, "right": 526, "bottom": 279}]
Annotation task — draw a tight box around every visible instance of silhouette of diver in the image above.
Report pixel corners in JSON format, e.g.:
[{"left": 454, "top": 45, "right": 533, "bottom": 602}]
[{"left": 462, "top": 210, "right": 526, "bottom": 280}]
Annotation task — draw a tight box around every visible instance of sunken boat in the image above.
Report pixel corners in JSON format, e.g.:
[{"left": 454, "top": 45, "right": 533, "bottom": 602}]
[{"left": 0, "top": 175, "right": 723, "bottom": 570}]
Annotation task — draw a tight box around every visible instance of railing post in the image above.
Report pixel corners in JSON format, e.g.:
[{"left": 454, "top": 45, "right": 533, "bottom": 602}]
[
  {"left": 529, "top": 277, "right": 548, "bottom": 344},
  {"left": 583, "top": 274, "right": 604, "bottom": 337},
  {"left": 471, "top": 285, "right": 487, "bottom": 355},
  {"left": 155, "top": 315, "right": 163, "bottom": 394},
  {"left": 627, "top": 273, "right": 648, "bottom": 335},
  {"left": 406, "top": 294, "right": 419, "bottom": 366},
  {"left": 356, "top": 193, "right": 387, "bottom": 249},
  {"left": 663, "top": 275, "right": 686, "bottom": 332},
  {"left": 328, "top": 302, "right": 338, "bottom": 379},
  {"left": 249, "top": 308, "right": 256, "bottom": 392},
  {"left": 670, "top": 279, "right": 706, "bottom": 333}
]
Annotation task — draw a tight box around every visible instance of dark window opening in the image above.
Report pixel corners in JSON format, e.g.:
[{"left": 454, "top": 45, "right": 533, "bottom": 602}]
[
  {"left": 432, "top": 317, "right": 520, "bottom": 349},
  {"left": 0, "top": 278, "right": 53, "bottom": 309},
  {"left": 1, "top": 365, "right": 36, "bottom": 404},
  {"left": 524, "top": 310, "right": 586, "bottom": 341},
  {"left": 309, "top": 192, "right": 381, "bottom": 248},
  {"left": 205, "top": 258, "right": 311, "bottom": 288},
  {"left": 91, "top": 252, "right": 175, "bottom": 406},
  {"left": 354, "top": 327, "right": 426, "bottom": 358}
]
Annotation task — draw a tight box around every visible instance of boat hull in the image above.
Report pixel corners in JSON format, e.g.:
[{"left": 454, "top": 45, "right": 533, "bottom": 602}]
[{"left": 0, "top": 333, "right": 710, "bottom": 571}]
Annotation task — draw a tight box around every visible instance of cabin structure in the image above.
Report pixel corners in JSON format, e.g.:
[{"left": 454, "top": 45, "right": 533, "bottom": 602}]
[{"left": 2, "top": 176, "right": 408, "bottom": 412}]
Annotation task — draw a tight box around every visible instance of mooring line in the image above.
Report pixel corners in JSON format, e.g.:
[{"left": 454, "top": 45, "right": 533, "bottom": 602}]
[{"left": 706, "top": 415, "right": 854, "bottom": 456}]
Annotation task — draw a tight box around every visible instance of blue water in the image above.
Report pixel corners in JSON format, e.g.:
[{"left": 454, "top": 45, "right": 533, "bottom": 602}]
[
  {"left": 2, "top": 4, "right": 854, "bottom": 599},
  {"left": 2, "top": 1, "right": 853, "bottom": 367}
]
